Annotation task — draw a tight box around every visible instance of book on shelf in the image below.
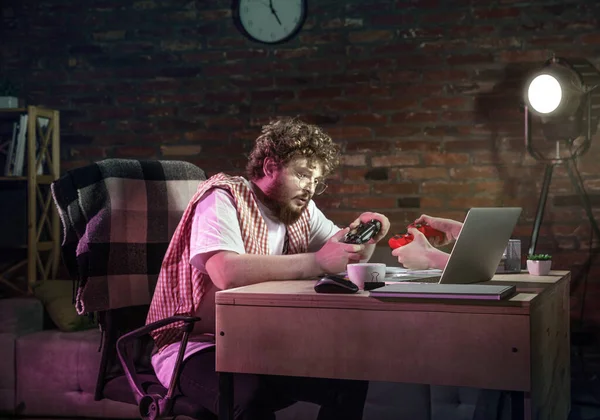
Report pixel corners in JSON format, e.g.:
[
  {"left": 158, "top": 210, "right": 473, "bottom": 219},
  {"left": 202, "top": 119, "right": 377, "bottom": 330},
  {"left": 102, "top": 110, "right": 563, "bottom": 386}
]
[
  {"left": 3, "top": 118, "right": 20, "bottom": 177},
  {"left": 35, "top": 117, "right": 49, "bottom": 175},
  {"left": 12, "top": 114, "right": 28, "bottom": 176}
]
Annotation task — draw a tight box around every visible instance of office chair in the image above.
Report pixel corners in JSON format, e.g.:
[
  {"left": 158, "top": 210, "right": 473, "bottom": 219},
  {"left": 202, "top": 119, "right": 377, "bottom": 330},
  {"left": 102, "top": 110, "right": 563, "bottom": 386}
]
[{"left": 51, "top": 158, "right": 216, "bottom": 420}]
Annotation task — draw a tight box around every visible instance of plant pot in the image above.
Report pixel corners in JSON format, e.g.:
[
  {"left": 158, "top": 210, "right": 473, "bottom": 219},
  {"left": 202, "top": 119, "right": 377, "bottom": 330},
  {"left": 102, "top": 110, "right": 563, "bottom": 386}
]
[
  {"left": 0, "top": 96, "right": 19, "bottom": 108},
  {"left": 527, "top": 260, "right": 552, "bottom": 276}
]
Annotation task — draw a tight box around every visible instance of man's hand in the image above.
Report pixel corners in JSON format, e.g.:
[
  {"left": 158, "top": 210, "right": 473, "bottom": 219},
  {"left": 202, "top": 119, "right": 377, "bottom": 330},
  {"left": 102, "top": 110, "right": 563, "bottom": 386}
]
[
  {"left": 315, "top": 228, "right": 365, "bottom": 274},
  {"left": 349, "top": 212, "right": 390, "bottom": 244},
  {"left": 413, "top": 214, "right": 463, "bottom": 247}
]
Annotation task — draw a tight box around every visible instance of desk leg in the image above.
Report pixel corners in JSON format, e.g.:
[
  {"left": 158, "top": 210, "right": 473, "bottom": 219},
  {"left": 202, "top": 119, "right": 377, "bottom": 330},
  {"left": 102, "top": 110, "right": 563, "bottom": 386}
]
[
  {"left": 219, "top": 372, "right": 234, "bottom": 420},
  {"left": 510, "top": 391, "right": 525, "bottom": 420}
]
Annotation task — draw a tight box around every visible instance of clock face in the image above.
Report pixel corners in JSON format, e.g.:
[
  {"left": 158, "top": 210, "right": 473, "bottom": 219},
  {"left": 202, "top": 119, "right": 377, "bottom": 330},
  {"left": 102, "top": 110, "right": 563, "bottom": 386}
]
[{"left": 233, "top": 0, "right": 307, "bottom": 44}]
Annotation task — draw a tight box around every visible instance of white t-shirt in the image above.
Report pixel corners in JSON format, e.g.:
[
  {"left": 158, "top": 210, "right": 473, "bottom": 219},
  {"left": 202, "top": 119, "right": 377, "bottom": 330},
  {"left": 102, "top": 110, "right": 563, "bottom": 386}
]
[{"left": 152, "top": 179, "right": 339, "bottom": 387}]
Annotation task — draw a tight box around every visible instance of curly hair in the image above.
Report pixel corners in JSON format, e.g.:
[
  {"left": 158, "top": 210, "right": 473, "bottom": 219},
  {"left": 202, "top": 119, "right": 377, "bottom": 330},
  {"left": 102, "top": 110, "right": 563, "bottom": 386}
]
[{"left": 246, "top": 117, "right": 341, "bottom": 180}]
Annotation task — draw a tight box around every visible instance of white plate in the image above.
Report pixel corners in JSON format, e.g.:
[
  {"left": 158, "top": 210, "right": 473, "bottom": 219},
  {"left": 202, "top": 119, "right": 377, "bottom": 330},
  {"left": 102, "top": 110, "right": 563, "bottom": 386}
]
[
  {"left": 385, "top": 266, "right": 409, "bottom": 274},
  {"left": 385, "top": 267, "right": 442, "bottom": 277}
]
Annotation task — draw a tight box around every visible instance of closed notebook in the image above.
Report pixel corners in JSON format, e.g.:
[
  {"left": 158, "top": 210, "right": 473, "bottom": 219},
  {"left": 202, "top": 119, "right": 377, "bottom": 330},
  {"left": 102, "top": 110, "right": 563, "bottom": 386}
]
[{"left": 369, "top": 283, "right": 516, "bottom": 300}]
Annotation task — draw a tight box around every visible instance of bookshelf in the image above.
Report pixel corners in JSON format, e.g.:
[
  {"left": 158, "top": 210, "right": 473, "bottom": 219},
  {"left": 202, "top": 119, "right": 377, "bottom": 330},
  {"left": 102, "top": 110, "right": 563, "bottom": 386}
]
[{"left": 0, "top": 106, "right": 60, "bottom": 294}]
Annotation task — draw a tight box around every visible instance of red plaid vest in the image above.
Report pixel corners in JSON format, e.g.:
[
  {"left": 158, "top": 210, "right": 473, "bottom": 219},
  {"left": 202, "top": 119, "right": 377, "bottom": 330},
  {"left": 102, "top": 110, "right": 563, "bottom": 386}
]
[{"left": 147, "top": 173, "right": 311, "bottom": 351}]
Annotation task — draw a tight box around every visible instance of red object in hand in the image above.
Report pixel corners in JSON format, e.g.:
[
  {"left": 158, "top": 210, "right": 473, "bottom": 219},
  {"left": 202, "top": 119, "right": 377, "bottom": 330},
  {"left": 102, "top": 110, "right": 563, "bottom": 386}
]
[{"left": 388, "top": 223, "right": 445, "bottom": 249}]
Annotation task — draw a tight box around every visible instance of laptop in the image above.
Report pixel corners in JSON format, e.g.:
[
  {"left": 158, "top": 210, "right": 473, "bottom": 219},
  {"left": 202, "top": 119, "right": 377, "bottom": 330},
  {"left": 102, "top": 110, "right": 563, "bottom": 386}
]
[{"left": 389, "top": 207, "right": 522, "bottom": 285}]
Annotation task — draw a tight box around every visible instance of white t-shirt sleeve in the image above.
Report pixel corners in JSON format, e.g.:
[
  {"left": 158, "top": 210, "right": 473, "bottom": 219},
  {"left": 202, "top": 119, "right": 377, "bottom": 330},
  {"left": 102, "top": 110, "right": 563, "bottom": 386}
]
[
  {"left": 189, "top": 188, "right": 246, "bottom": 273},
  {"left": 308, "top": 200, "right": 341, "bottom": 252}
]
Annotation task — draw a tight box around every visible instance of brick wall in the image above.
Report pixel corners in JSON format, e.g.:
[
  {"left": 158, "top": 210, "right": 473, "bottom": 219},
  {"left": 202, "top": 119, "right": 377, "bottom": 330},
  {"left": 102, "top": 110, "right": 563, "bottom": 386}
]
[{"left": 2, "top": 0, "right": 600, "bottom": 324}]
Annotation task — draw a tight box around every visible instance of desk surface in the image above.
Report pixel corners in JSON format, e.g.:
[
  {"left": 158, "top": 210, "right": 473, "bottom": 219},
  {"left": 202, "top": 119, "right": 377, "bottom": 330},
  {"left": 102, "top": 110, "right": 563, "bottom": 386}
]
[{"left": 216, "top": 270, "right": 569, "bottom": 316}]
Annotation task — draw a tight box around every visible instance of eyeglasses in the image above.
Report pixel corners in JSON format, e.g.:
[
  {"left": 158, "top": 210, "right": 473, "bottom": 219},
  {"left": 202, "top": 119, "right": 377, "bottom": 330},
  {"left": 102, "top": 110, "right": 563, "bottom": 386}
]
[{"left": 292, "top": 170, "right": 327, "bottom": 195}]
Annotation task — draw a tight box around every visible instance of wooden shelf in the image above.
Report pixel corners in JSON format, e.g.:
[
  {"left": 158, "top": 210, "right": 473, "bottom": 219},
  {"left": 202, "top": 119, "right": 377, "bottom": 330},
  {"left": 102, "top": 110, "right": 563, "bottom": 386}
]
[
  {"left": 0, "top": 175, "right": 57, "bottom": 184},
  {"left": 1, "top": 107, "right": 57, "bottom": 115},
  {"left": 0, "top": 176, "right": 27, "bottom": 181},
  {"left": 0, "top": 105, "right": 61, "bottom": 294}
]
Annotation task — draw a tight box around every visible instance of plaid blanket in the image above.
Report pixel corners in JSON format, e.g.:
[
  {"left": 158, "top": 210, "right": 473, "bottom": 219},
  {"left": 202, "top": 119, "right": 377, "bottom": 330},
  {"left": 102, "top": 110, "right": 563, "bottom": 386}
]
[{"left": 51, "top": 159, "right": 206, "bottom": 314}]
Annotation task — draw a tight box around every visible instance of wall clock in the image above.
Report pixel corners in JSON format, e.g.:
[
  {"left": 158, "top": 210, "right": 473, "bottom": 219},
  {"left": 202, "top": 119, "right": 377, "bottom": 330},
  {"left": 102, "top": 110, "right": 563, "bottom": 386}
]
[{"left": 232, "top": 0, "right": 308, "bottom": 45}]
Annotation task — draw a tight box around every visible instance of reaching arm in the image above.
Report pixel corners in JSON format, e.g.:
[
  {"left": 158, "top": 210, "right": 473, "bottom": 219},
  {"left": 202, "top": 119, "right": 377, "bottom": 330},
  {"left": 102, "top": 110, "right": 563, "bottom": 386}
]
[
  {"left": 205, "top": 228, "right": 364, "bottom": 290},
  {"left": 392, "top": 228, "right": 450, "bottom": 270},
  {"left": 413, "top": 214, "right": 463, "bottom": 246},
  {"left": 420, "top": 247, "right": 451, "bottom": 270},
  {"left": 205, "top": 251, "right": 321, "bottom": 289},
  {"left": 192, "top": 189, "right": 380, "bottom": 290}
]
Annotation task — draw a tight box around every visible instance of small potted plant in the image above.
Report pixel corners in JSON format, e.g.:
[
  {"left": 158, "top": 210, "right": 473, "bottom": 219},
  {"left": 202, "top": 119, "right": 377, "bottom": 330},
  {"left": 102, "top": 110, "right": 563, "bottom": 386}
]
[{"left": 526, "top": 253, "right": 552, "bottom": 276}]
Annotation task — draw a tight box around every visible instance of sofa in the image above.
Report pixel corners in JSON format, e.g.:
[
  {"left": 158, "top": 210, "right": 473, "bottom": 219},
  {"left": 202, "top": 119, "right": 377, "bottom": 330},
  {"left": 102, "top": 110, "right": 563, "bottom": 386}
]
[{"left": 0, "top": 278, "right": 508, "bottom": 420}]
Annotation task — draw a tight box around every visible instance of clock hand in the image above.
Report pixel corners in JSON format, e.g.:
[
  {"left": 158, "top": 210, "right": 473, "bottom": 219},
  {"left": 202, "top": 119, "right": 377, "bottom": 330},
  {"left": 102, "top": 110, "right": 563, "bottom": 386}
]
[{"left": 268, "top": 0, "right": 283, "bottom": 25}]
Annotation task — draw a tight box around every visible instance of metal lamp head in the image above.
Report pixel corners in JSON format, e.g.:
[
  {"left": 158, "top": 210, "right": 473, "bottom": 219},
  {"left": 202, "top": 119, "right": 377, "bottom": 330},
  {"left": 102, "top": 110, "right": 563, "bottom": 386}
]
[{"left": 524, "top": 60, "right": 585, "bottom": 119}]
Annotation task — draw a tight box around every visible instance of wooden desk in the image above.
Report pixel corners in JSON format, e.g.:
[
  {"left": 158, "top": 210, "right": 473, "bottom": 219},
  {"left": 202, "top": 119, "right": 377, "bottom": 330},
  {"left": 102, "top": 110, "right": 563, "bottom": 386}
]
[{"left": 216, "top": 271, "right": 570, "bottom": 420}]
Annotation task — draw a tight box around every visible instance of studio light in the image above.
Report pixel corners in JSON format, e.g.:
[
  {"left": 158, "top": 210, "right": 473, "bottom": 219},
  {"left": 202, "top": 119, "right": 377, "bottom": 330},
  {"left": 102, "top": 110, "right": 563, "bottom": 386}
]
[
  {"left": 523, "top": 56, "right": 600, "bottom": 256},
  {"left": 525, "top": 62, "right": 584, "bottom": 117}
]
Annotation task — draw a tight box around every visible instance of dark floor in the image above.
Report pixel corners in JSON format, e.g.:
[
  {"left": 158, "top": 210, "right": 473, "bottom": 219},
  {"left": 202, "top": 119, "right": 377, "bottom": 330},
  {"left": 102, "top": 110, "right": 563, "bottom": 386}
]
[
  {"left": 8, "top": 343, "right": 600, "bottom": 420},
  {"left": 570, "top": 339, "right": 600, "bottom": 420}
]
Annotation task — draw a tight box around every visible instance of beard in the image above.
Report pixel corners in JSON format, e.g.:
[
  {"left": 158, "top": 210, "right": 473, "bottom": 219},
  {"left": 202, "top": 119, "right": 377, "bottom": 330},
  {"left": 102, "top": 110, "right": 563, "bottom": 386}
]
[{"left": 259, "top": 177, "right": 309, "bottom": 225}]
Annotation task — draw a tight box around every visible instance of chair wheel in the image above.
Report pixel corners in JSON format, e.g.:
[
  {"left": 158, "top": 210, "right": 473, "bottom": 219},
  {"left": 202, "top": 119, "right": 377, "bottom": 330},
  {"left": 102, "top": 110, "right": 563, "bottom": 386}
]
[{"left": 139, "top": 395, "right": 160, "bottom": 420}]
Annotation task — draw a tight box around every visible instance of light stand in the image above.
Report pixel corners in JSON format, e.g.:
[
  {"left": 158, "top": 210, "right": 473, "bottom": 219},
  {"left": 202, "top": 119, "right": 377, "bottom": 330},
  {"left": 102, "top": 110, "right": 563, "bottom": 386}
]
[
  {"left": 526, "top": 58, "right": 600, "bottom": 405},
  {"left": 525, "top": 73, "right": 600, "bottom": 353}
]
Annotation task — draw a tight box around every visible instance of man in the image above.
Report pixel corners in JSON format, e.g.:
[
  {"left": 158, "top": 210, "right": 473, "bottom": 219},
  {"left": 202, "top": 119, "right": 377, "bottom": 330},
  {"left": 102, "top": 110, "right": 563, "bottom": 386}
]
[
  {"left": 392, "top": 214, "right": 463, "bottom": 270},
  {"left": 147, "top": 117, "right": 390, "bottom": 420}
]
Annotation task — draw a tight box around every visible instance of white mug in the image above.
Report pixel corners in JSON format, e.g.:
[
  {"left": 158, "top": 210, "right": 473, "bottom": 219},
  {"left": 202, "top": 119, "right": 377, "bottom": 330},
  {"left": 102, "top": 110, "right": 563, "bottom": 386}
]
[{"left": 347, "top": 263, "right": 386, "bottom": 290}]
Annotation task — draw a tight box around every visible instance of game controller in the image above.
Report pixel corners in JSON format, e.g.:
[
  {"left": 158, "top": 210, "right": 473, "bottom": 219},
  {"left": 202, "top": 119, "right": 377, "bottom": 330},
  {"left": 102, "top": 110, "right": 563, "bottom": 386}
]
[
  {"left": 388, "top": 223, "right": 445, "bottom": 249},
  {"left": 342, "top": 219, "right": 381, "bottom": 244}
]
